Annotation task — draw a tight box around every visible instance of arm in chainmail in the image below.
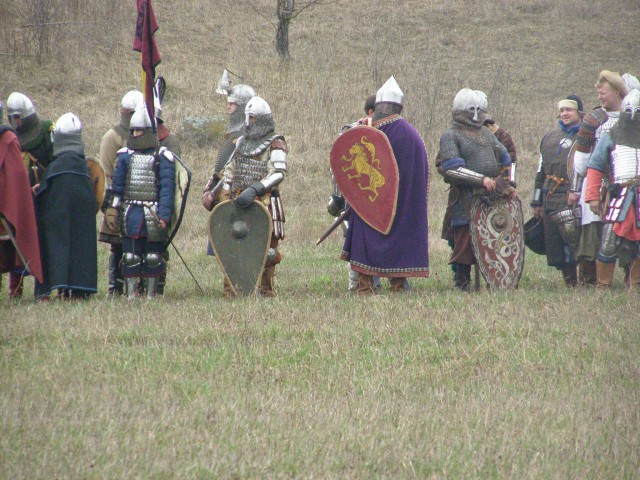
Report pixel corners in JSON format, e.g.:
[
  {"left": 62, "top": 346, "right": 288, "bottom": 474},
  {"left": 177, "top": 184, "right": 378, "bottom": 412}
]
[{"left": 214, "top": 138, "right": 237, "bottom": 175}]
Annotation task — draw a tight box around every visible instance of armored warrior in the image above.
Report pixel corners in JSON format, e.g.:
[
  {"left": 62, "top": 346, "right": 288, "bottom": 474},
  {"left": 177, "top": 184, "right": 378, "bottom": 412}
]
[
  {"left": 215, "top": 96, "right": 287, "bottom": 297},
  {"left": 340, "top": 77, "right": 430, "bottom": 293},
  {"left": 437, "top": 88, "right": 515, "bottom": 290},
  {"left": 0, "top": 101, "right": 43, "bottom": 297},
  {"left": 569, "top": 71, "right": 635, "bottom": 285},
  {"left": 107, "top": 105, "right": 176, "bottom": 298},
  {"left": 34, "top": 113, "right": 98, "bottom": 299},
  {"left": 531, "top": 96, "right": 584, "bottom": 286},
  {"left": 98, "top": 90, "right": 144, "bottom": 295},
  {"left": 202, "top": 80, "right": 256, "bottom": 212},
  {"left": 5, "top": 92, "right": 54, "bottom": 299},
  {"left": 585, "top": 89, "right": 640, "bottom": 288}
]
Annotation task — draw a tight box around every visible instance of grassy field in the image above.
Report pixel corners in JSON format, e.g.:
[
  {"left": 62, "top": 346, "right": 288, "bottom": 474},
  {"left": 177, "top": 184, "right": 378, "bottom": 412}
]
[{"left": 2, "top": 0, "right": 640, "bottom": 477}]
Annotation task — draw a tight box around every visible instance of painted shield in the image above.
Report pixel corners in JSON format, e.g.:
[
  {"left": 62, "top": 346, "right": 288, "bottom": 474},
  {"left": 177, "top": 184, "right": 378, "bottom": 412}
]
[
  {"left": 209, "top": 200, "right": 273, "bottom": 296},
  {"left": 166, "top": 152, "right": 192, "bottom": 249},
  {"left": 470, "top": 196, "right": 525, "bottom": 290},
  {"left": 86, "top": 156, "right": 106, "bottom": 214},
  {"left": 330, "top": 125, "right": 399, "bottom": 234}
]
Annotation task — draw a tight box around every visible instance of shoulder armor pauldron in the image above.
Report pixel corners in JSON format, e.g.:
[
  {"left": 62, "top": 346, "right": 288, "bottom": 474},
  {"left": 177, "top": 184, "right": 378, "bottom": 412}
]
[{"left": 158, "top": 146, "right": 175, "bottom": 163}]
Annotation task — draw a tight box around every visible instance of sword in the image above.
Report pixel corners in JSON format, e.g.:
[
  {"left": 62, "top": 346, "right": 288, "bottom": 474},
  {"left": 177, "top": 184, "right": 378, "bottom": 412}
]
[
  {"left": 142, "top": 202, "right": 205, "bottom": 295},
  {"left": 315, "top": 207, "right": 351, "bottom": 246},
  {"left": 0, "top": 215, "right": 29, "bottom": 270}
]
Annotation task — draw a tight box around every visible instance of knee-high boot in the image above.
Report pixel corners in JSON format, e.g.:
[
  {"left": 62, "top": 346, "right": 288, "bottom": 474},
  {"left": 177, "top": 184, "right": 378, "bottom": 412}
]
[{"left": 596, "top": 260, "right": 615, "bottom": 289}]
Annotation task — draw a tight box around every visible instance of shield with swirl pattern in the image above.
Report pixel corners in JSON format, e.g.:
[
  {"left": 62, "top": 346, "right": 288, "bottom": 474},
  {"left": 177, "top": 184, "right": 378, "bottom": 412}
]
[{"left": 470, "top": 196, "right": 525, "bottom": 290}]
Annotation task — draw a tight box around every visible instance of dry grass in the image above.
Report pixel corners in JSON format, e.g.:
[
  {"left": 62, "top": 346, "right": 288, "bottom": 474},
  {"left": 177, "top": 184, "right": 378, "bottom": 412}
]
[{"left": 2, "top": 0, "right": 640, "bottom": 477}]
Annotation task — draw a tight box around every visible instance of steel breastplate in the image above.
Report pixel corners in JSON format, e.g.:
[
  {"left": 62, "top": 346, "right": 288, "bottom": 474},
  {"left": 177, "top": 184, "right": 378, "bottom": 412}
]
[
  {"left": 232, "top": 150, "right": 270, "bottom": 191},
  {"left": 611, "top": 145, "right": 640, "bottom": 183},
  {"left": 124, "top": 152, "right": 157, "bottom": 202},
  {"left": 455, "top": 129, "right": 499, "bottom": 178}
]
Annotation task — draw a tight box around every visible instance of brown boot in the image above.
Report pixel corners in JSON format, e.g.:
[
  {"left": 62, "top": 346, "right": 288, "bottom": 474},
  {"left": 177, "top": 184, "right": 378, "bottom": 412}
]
[
  {"left": 595, "top": 260, "right": 615, "bottom": 289},
  {"left": 259, "top": 266, "right": 277, "bottom": 297},
  {"left": 356, "top": 274, "right": 375, "bottom": 295},
  {"left": 578, "top": 260, "right": 597, "bottom": 286},
  {"left": 561, "top": 265, "right": 577, "bottom": 287},
  {"left": 627, "top": 258, "right": 640, "bottom": 289},
  {"left": 9, "top": 272, "right": 23, "bottom": 299}
]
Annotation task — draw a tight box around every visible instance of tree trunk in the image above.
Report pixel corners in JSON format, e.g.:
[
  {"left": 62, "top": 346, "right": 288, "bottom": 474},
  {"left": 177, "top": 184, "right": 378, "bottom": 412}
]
[{"left": 276, "top": 0, "right": 294, "bottom": 59}]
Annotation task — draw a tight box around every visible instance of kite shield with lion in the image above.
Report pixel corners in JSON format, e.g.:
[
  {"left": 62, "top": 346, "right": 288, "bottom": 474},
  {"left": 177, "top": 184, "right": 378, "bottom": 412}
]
[
  {"left": 330, "top": 125, "right": 399, "bottom": 235},
  {"left": 470, "top": 195, "right": 525, "bottom": 289}
]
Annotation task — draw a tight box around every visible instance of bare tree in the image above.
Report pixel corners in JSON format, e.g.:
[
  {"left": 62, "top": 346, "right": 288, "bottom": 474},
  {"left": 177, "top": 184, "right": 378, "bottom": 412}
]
[{"left": 250, "top": 0, "right": 340, "bottom": 60}]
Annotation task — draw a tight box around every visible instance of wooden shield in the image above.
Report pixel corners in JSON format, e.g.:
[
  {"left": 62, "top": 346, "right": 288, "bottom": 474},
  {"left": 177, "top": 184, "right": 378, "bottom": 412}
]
[
  {"left": 166, "top": 153, "right": 192, "bottom": 249},
  {"left": 209, "top": 200, "right": 273, "bottom": 296},
  {"left": 86, "top": 156, "right": 106, "bottom": 214},
  {"left": 470, "top": 196, "right": 525, "bottom": 290},
  {"left": 330, "top": 125, "right": 399, "bottom": 234}
]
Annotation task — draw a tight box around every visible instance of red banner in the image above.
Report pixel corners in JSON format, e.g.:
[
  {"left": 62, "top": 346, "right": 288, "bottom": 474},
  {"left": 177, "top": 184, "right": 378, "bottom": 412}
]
[{"left": 133, "top": 0, "right": 161, "bottom": 130}]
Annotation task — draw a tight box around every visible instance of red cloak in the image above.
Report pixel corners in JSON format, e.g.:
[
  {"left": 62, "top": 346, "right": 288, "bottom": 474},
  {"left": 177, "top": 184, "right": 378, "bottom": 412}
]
[{"left": 0, "top": 128, "right": 43, "bottom": 282}]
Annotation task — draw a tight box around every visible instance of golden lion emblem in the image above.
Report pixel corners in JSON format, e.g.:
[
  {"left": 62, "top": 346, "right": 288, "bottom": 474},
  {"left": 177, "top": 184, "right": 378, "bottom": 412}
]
[{"left": 340, "top": 136, "right": 386, "bottom": 202}]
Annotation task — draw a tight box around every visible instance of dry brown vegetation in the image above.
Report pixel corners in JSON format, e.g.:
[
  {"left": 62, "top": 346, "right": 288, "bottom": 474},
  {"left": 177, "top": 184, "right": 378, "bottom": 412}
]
[{"left": 2, "top": 0, "right": 640, "bottom": 477}]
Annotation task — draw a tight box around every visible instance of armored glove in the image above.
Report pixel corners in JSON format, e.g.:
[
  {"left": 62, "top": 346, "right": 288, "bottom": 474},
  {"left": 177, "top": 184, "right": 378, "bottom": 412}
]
[
  {"left": 235, "top": 182, "right": 267, "bottom": 209},
  {"left": 327, "top": 194, "right": 345, "bottom": 217},
  {"left": 105, "top": 207, "right": 120, "bottom": 233}
]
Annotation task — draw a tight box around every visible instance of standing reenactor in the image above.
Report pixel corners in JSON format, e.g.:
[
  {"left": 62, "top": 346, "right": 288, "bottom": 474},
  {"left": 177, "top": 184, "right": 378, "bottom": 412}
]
[
  {"left": 569, "top": 71, "right": 632, "bottom": 285},
  {"left": 34, "top": 113, "right": 98, "bottom": 299},
  {"left": 214, "top": 96, "right": 288, "bottom": 297},
  {"left": 0, "top": 101, "right": 43, "bottom": 297},
  {"left": 585, "top": 89, "right": 640, "bottom": 288},
  {"left": 339, "top": 77, "right": 430, "bottom": 293},
  {"left": 99, "top": 90, "right": 143, "bottom": 295},
  {"left": 107, "top": 105, "right": 176, "bottom": 298},
  {"left": 438, "top": 88, "right": 517, "bottom": 291},
  {"left": 202, "top": 78, "right": 256, "bottom": 212},
  {"left": 531, "top": 95, "right": 584, "bottom": 286},
  {"left": 5, "top": 92, "right": 54, "bottom": 298}
]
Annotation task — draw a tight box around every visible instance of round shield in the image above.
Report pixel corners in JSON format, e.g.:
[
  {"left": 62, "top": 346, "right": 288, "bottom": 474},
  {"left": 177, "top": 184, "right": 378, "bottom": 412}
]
[
  {"left": 86, "top": 156, "right": 106, "bottom": 214},
  {"left": 209, "top": 200, "right": 273, "bottom": 296},
  {"left": 470, "top": 196, "right": 525, "bottom": 290}
]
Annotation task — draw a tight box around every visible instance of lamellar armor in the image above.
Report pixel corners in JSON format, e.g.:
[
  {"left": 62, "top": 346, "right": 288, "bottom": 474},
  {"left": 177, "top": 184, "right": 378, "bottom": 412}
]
[{"left": 120, "top": 152, "right": 164, "bottom": 242}]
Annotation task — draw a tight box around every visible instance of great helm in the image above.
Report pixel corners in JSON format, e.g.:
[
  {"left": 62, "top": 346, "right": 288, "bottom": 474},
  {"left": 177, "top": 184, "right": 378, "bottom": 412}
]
[{"left": 375, "top": 76, "right": 403, "bottom": 105}]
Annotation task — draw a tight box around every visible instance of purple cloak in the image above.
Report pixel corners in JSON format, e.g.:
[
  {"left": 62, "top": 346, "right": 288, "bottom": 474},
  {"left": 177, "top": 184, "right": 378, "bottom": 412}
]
[{"left": 341, "top": 115, "right": 430, "bottom": 277}]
